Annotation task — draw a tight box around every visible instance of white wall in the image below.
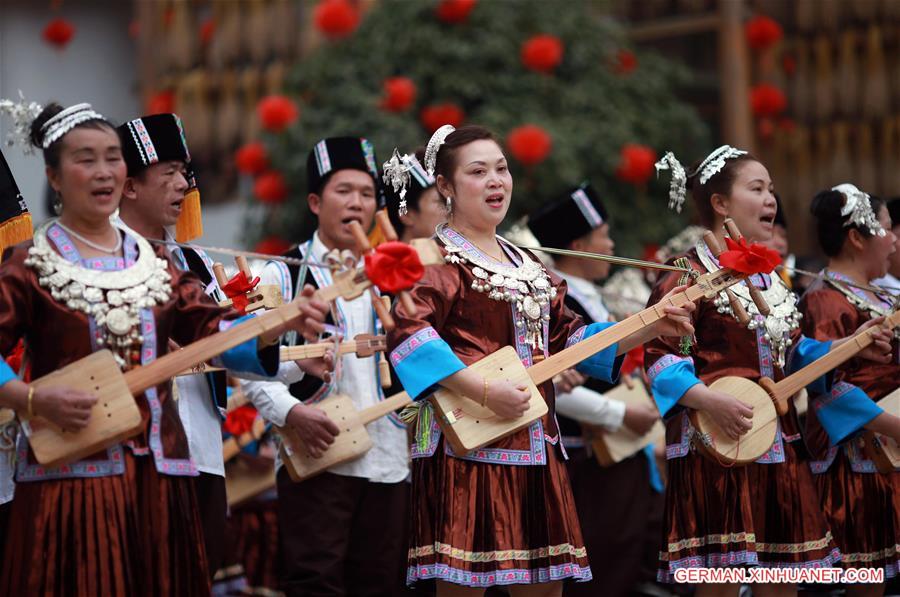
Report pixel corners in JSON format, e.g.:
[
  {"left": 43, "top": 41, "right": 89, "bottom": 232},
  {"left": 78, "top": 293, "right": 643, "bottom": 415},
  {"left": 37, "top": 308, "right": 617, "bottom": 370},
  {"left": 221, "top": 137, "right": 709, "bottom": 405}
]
[{"left": 0, "top": 0, "right": 244, "bottom": 248}]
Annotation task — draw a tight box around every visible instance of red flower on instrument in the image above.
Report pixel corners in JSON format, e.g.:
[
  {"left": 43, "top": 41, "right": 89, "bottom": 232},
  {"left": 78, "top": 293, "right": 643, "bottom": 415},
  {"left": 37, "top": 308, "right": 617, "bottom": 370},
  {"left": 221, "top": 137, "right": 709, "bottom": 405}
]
[
  {"left": 221, "top": 271, "right": 261, "bottom": 314},
  {"left": 507, "top": 124, "right": 552, "bottom": 166},
  {"left": 224, "top": 404, "right": 258, "bottom": 437},
  {"left": 313, "top": 0, "right": 360, "bottom": 39},
  {"left": 364, "top": 241, "right": 424, "bottom": 294},
  {"left": 719, "top": 236, "right": 782, "bottom": 274},
  {"left": 435, "top": 0, "right": 477, "bottom": 24},
  {"left": 43, "top": 18, "right": 75, "bottom": 49},
  {"left": 380, "top": 77, "right": 417, "bottom": 113},
  {"left": 521, "top": 34, "right": 564, "bottom": 73}
]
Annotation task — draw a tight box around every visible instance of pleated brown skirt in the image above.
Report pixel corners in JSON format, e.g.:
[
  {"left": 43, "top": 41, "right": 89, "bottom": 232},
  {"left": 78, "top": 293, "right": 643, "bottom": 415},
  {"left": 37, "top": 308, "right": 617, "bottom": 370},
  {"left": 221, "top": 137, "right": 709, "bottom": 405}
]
[
  {"left": 407, "top": 438, "right": 590, "bottom": 589},
  {"left": 0, "top": 451, "right": 210, "bottom": 596}
]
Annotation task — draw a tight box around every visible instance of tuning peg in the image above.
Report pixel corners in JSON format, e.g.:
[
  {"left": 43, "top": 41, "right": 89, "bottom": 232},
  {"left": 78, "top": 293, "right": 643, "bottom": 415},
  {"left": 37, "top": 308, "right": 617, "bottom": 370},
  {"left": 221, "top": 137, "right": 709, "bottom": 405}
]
[
  {"left": 378, "top": 297, "right": 393, "bottom": 389},
  {"left": 212, "top": 262, "right": 229, "bottom": 288},
  {"left": 375, "top": 205, "right": 418, "bottom": 315},
  {"left": 703, "top": 231, "right": 723, "bottom": 256},
  {"left": 235, "top": 255, "right": 252, "bottom": 279},
  {"left": 723, "top": 219, "right": 772, "bottom": 316},
  {"left": 347, "top": 221, "right": 396, "bottom": 329},
  {"left": 726, "top": 289, "right": 751, "bottom": 324}
]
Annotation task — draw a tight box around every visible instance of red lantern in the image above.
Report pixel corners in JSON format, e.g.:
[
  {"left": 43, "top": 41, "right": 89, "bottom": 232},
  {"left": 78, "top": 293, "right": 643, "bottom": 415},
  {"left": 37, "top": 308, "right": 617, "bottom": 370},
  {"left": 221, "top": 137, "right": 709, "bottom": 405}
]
[
  {"left": 380, "top": 77, "right": 416, "bottom": 113},
  {"left": 420, "top": 103, "right": 465, "bottom": 133},
  {"left": 613, "top": 50, "right": 637, "bottom": 75},
  {"left": 43, "top": 18, "right": 75, "bottom": 49},
  {"left": 254, "top": 236, "right": 292, "bottom": 255},
  {"left": 745, "top": 15, "right": 783, "bottom": 52},
  {"left": 235, "top": 142, "right": 269, "bottom": 176},
  {"left": 750, "top": 83, "right": 787, "bottom": 118},
  {"left": 757, "top": 117, "right": 775, "bottom": 141},
  {"left": 436, "top": 0, "right": 477, "bottom": 24},
  {"left": 782, "top": 54, "right": 797, "bottom": 76},
  {"left": 254, "top": 171, "right": 289, "bottom": 204},
  {"left": 506, "top": 125, "right": 552, "bottom": 166},
  {"left": 257, "top": 95, "right": 299, "bottom": 133},
  {"left": 313, "top": 0, "right": 360, "bottom": 39},
  {"left": 199, "top": 18, "right": 216, "bottom": 46},
  {"left": 521, "top": 34, "right": 564, "bottom": 73},
  {"left": 614, "top": 144, "right": 657, "bottom": 185},
  {"left": 146, "top": 90, "right": 176, "bottom": 115}
]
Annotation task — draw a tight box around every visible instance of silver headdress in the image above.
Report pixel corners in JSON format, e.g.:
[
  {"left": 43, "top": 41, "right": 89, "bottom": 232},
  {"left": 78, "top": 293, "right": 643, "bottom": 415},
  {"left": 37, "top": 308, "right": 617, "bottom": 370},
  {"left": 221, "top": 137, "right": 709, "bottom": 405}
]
[
  {"left": 382, "top": 150, "right": 435, "bottom": 217},
  {"left": 0, "top": 92, "right": 44, "bottom": 154},
  {"left": 832, "top": 183, "right": 886, "bottom": 237},
  {"left": 654, "top": 152, "right": 687, "bottom": 213},
  {"left": 40, "top": 103, "right": 105, "bottom": 149},
  {"left": 424, "top": 124, "right": 455, "bottom": 177},
  {"left": 697, "top": 145, "right": 748, "bottom": 185}
]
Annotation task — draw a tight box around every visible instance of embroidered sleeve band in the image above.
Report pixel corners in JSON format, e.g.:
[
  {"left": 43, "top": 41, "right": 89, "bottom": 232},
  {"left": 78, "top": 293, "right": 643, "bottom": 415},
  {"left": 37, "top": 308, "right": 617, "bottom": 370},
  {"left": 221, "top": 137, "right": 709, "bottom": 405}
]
[
  {"left": 786, "top": 337, "right": 833, "bottom": 395},
  {"left": 391, "top": 326, "right": 466, "bottom": 401},
  {"left": 569, "top": 322, "right": 623, "bottom": 384},
  {"left": 812, "top": 381, "right": 883, "bottom": 446},
  {"left": 648, "top": 354, "right": 701, "bottom": 418},
  {"left": 0, "top": 358, "right": 14, "bottom": 388},
  {"left": 213, "top": 314, "right": 280, "bottom": 378}
]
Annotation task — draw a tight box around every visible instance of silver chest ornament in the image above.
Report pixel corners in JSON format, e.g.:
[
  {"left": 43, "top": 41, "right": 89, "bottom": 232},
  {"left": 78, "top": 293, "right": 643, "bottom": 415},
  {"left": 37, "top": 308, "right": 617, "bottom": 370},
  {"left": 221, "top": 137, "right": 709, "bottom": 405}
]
[
  {"left": 438, "top": 225, "right": 556, "bottom": 351},
  {"left": 697, "top": 242, "right": 801, "bottom": 368},
  {"left": 24, "top": 220, "right": 173, "bottom": 368}
]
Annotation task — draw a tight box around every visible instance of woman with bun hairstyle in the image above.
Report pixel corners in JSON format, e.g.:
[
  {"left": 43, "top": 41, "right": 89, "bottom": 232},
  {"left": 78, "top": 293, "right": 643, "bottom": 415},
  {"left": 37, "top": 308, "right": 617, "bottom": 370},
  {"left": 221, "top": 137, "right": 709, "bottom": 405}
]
[
  {"left": 647, "top": 148, "right": 894, "bottom": 595},
  {"left": 799, "top": 184, "right": 900, "bottom": 591},
  {"left": 0, "top": 101, "right": 326, "bottom": 595},
  {"left": 385, "top": 124, "right": 697, "bottom": 596}
]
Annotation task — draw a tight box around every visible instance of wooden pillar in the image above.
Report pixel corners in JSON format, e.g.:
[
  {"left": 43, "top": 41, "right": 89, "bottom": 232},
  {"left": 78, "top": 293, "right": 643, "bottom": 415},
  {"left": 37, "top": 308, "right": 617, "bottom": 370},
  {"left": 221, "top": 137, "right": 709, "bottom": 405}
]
[{"left": 718, "top": 0, "right": 754, "bottom": 151}]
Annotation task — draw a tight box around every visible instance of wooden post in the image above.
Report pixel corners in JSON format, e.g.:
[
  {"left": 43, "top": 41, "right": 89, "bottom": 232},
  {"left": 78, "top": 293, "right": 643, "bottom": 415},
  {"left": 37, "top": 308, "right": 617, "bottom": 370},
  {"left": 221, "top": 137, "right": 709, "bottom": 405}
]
[{"left": 718, "top": 0, "right": 754, "bottom": 152}]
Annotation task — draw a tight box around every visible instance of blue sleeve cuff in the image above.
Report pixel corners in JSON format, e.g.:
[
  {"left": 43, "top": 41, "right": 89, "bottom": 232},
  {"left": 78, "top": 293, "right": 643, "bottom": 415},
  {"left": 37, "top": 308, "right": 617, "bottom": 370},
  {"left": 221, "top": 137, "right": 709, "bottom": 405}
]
[
  {"left": 390, "top": 327, "right": 466, "bottom": 401},
  {"left": 788, "top": 337, "right": 833, "bottom": 395},
  {"left": 0, "top": 358, "right": 15, "bottom": 388},
  {"left": 214, "top": 314, "right": 279, "bottom": 378},
  {"left": 813, "top": 381, "right": 883, "bottom": 446},
  {"left": 648, "top": 354, "right": 702, "bottom": 418},
  {"left": 642, "top": 444, "right": 664, "bottom": 493},
  {"left": 569, "top": 323, "right": 624, "bottom": 384}
]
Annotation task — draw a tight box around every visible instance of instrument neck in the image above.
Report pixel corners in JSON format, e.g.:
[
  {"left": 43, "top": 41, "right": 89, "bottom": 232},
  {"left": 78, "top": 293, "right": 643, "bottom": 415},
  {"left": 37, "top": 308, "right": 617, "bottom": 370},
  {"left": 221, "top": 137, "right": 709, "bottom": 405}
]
[{"left": 359, "top": 392, "right": 413, "bottom": 425}]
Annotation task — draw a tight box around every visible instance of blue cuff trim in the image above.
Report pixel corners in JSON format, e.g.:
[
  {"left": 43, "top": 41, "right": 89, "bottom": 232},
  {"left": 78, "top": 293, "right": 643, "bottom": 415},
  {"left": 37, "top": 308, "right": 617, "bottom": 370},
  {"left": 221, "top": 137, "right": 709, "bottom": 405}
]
[
  {"left": 571, "top": 322, "right": 623, "bottom": 384},
  {"left": 216, "top": 314, "right": 277, "bottom": 377},
  {"left": 648, "top": 355, "right": 701, "bottom": 418},
  {"left": 391, "top": 328, "right": 466, "bottom": 401},
  {"left": 788, "top": 337, "right": 833, "bottom": 395},
  {"left": 814, "top": 382, "right": 884, "bottom": 446},
  {"left": 0, "top": 358, "right": 14, "bottom": 388},
  {"left": 642, "top": 444, "right": 664, "bottom": 493}
]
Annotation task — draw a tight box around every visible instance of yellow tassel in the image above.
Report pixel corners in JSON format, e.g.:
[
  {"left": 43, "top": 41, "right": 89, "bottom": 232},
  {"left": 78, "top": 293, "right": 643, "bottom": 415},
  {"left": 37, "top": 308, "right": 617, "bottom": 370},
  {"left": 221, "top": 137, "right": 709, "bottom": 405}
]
[
  {"left": 175, "top": 188, "right": 203, "bottom": 243},
  {"left": 367, "top": 208, "right": 388, "bottom": 247},
  {"left": 0, "top": 212, "right": 33, "bottom": 260}
]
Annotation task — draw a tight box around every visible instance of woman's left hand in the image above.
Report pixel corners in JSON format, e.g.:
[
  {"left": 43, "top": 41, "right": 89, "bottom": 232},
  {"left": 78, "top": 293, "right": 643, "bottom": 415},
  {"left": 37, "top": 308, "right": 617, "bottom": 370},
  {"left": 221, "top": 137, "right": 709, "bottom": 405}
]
[
  {"left": 854, "top": 317, "right": 894, "bottom": 364},
  {"left": 653, "top": 285, "right": 696, "bottom": 338}
]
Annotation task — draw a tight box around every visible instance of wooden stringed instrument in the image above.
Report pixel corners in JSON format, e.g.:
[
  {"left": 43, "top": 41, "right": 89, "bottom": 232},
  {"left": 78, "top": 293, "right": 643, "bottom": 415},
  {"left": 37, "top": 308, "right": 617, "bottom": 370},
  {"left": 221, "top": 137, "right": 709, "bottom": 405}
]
[
  {"left": 176, "top": 334, "right": 386, "bottom": 376},
  {"left": 692, "top": 308, "right": 900, "bottom": 465},
  {"left": 588, "top": 376, "right": 666, "bottom": 467},
  {"left": 864, "top": 387, "right": 900, "bottom": 473},
  {"left": 21, "top": 235, "right": 440, "bottom": 468}
]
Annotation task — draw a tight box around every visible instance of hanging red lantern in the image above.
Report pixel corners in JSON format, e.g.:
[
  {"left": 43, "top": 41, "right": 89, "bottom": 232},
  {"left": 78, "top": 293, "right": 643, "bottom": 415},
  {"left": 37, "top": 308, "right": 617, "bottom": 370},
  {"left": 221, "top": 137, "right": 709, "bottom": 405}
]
[
  {"left": 43, "top": 18, "right": 75, "bottom": 49},
  {"left": 420, "top": 103, "right": 465, "bottom": 133},
  {"left": 750, "top": 83, "right": 787, "bottom": 118},
  {"left": 235, "top": 142, "right": 270, "bottom": 176},
  {"left": 146, "top": 90, "right": 176, "bottom": 115},
  {"left": 380, "top": 77, "right": 417, "bottom": 113},
  {"left": 613, "top": 50, "right": 638, "bottom": 75},
  {"left": 254, "top": 171, "right": 289, "bottom": 204},
  {"left": 313, "top": 0, "right": 360, "bottom": 39},
  {"left": 435, "top": 0, "right": 477, "bottom": 24},
  {"left": 506, "top": 125, "right": 552, "bottom": 166},
  {"left": 254, "top": 236, "right": 292, "bottom": 255},
  {"left": 199, "top": 18, "right": 216, "bottom": 46},
  {"left": 745, "top": 15, "right": 783, "bottom": 52},
  {"left": 257, "top": 95, "right": 299, "bottom": 133},
  {"left": 757, "top": 117, "right": 775, "bottom": 141},
  {"left": 782, "top": 54, "right": 797, "bottom": 76},
  {"left": 521, "top": 34, "right": 564, "bottom": 73},
  {"left": 614, "top": 144, "right": 657, "bottom": 185}
]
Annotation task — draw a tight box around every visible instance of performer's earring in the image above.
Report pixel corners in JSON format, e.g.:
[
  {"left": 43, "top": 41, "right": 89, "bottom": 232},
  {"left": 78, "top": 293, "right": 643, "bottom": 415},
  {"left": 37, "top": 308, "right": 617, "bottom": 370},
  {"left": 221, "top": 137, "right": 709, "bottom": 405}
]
[
  {"left": 53, "top": 191, "right": 63, "bottom": 215},
  {"left": 445, "top": 195, "right": 452, "bottom": 213}
]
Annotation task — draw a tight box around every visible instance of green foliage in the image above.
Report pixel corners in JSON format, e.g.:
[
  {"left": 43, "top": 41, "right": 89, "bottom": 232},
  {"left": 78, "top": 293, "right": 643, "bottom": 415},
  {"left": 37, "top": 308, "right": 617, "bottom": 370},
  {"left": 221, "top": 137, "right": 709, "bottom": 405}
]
[{"left": 250, "top": 0, "right": 709, "bottom": 255}]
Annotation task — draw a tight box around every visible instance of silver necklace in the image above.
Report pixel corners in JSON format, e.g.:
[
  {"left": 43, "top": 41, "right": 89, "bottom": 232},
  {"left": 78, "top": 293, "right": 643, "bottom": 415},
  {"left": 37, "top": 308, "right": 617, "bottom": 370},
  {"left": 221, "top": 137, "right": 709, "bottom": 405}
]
[{"left": 55, "top": 220, "right": 123, "bottom": 254}]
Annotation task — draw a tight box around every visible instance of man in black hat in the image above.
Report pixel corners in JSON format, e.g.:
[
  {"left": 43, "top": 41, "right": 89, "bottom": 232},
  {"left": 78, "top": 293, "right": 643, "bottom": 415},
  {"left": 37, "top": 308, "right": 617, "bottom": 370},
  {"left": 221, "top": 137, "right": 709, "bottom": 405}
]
[
  {"left": 527, "top": 182, "right": 663, "bottom": 597},
  {"left": 241, "top": 136, "right": 411, "bottom": 596}
]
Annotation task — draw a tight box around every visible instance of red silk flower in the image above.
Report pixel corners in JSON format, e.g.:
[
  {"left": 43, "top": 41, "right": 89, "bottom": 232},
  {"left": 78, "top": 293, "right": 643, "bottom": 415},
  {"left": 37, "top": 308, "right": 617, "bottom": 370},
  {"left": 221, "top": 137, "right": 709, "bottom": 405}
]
[
  {"left": 364, "top": 241, "right": 424, "bottom": 294},
  {"left": 235, "top": 142, "right": 269, "bottom": 176},
  {"left": 435, "top": 0, "right": 477, "bottom": 24},
  {"left": 221, "top": 271, "right": 261, "bottom": 314},
  {"left": 521, "top": 34, "right": 564, "bottom": 73},
  {"left": 224, "top": 404, "right": 259, "bottom": 437},
  {"left": 313, "top": 0, "right": 360, "bottom": 39},
  {"left": 507, "top": 124, "right": 552, "bottom": 166},
  {"left": 380, "top": 77, "right": 416, "bottom": 112},
  {"left": 718, "top": 236, "right": 782, "bottom": 275}
]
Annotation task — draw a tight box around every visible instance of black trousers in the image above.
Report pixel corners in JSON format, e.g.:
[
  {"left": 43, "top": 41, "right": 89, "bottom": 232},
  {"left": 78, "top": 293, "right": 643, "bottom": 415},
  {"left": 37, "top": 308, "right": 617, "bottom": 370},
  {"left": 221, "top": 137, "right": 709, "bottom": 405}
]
[
  {"left": 277, "top": 469, "right": 411, "bottom": 597},
  {"left": 194, "top": 472, "right": 228, "bottom": 579}
]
